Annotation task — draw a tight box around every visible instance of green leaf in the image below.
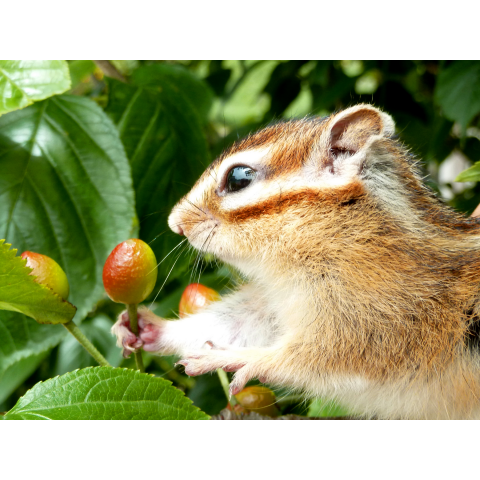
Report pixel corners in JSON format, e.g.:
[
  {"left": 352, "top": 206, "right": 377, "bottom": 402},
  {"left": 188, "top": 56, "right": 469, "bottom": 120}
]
[
  {"left": 132, "top": 63, "right": 214, "bottom": 122},
  {"left": 0, "top": 311, "right": 66, "bottom": 402},
  {"left": 4, "top": 366, "right": 210, "bottom": 420},
  {"left": 0, "top": 240, "right": 76, "bottom": 323},
  {"left": 0, "top": 95, "right": 137, "bottom": 320},
  {"left": 455, "top": 161, "right": 480, "bottom": 182},
  {"left": 0, "top": 349, "right": 50, "bottom": 405},
  {"left": 435, "top": 61, "right": 480, "bottom": 132},
  {"left": 0, "top": 61, "right": 71, "bottom": 115},
  {"left": 67, "top": 60, "right": 96, "bottom": 88},
  {"left": 187, "top": 371, "right": 226, "bottom": 416},
  {"left": 0, "top": 95, "right": 137, "bottom": 386},
  {"left": 106, "top": 65, "right": 212, "bottom": 288},
  {"left": 211, "top": 60, "right": 279, "bottom": 126},
  {"left": 109, "top": 60, "right": 140, "bottom": 77}
]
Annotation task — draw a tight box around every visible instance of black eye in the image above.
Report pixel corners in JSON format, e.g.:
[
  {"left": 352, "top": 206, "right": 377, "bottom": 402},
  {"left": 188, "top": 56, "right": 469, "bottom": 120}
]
[{"left": 226, "top": 166, "right": 257, "bottom": 193}]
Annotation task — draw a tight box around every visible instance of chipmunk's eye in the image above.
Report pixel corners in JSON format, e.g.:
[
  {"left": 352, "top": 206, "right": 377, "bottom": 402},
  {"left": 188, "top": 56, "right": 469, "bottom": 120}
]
[{"left": 226, "top": 166, "right": 257, "bottom": 193}]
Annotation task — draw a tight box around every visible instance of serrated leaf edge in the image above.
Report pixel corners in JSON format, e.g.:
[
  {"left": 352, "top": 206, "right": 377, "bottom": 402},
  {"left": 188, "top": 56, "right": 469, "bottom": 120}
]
[{"left": 5, "top": 366, "right": 210, "bottom": 420}]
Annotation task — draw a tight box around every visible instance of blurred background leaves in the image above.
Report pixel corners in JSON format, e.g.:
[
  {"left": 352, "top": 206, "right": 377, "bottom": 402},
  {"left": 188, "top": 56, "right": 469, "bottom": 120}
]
[{"left": 1, "top": 59, "right": 479, "bottom": 417}]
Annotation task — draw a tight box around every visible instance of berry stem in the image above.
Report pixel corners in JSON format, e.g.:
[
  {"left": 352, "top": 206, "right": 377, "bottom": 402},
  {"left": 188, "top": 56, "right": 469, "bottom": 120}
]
[
  {"left": 216, "top": 368, "right": 238, "bottom": 406},
  {"left": 63, "top": 320, "right": 110, "bottom": 367},
  {"left": 127, "top": 303, "right": 145, "bottom": 372}
]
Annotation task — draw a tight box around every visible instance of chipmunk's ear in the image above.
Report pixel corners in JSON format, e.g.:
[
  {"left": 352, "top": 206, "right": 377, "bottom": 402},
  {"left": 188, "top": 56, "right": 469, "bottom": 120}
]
[
  {"left": 309, "top": 105, "right": 395, "bottom": 183},
  {"left": 326, "top": 104, "right": 395, "bottom": 156}
]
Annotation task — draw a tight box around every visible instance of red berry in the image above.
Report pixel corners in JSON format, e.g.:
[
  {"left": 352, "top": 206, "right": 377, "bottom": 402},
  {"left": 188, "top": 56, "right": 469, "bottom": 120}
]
[
  {"left": 103, "top": 239, "right": 158, "bottom": 305},
  {"left": 21, "top": 251, "right": 70, "bottom": 300},
  {"left": 178, "top": 283, "right": 220, "bottom": 317}
]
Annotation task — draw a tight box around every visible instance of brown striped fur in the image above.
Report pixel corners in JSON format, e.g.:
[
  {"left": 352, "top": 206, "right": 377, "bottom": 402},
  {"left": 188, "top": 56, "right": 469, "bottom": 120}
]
[{"left": 165, "top": 104, "right": 480, "bottom": 418}]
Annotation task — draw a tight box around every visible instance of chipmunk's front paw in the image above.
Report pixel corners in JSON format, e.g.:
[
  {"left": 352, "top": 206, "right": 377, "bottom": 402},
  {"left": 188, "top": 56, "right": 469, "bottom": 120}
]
[
  {"left": 177, "top": 348, "right": 269, "bottom": 395},
  {"left": 229, "top": 365, "right": 263, "bottom": 396},
  {"left": 176, "top": 349, "right": 246, "bottom": 377},
  {"left": 111, "top": 306, "right": 164, "bottom": 358}
]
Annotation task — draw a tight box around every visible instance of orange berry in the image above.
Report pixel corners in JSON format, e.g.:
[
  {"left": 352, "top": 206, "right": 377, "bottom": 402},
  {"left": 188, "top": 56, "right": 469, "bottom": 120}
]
[
  {"left": 178, "top": 283, "right": 220, "bottom": 317},
  {"left": 103, "top": 239, "right": 157, "bottom": 305},
  {"left": 21, "top": 251, "right": 70, "bottom": 300}
]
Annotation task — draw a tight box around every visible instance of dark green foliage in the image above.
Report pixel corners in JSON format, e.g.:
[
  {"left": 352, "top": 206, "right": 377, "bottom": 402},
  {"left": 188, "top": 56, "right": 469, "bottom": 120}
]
[{"left": 435, "top": 60, "right": 480, "bottom": 132}]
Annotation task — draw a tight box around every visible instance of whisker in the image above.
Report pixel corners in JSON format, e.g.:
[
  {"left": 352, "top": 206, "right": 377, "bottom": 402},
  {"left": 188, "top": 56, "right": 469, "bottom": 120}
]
[
  {"left": 187, "top": 225, "right": 210, "bottom": 286},
  {"left": 191, "top": 226, "right": 217, "bottom": 305},
  {"left": 169, "top": 220, "right": 202, "bottom": 229},
  {"left": 189, "top": 227, "right": 213, "bottom": 287},
  {"left": 148, "top": 228, "right": 190, "bottom": 246},
  {"left": 185, "top": 198, "right": 207, "bottom": 215},
  {"left": 149, "top": 242, "right": 190, "bottom": 308},
  {"left": 150, "top": 237, "right": 188, "bottom": 274},
  {"left": 206, "top": 167, "right": 218, "bottom": 183},
  {"left": 148, "top": 231, "right": 169, "bottom": 245},
  {"left": 140, "top": 209, "right": 172, "bottom": 220}
]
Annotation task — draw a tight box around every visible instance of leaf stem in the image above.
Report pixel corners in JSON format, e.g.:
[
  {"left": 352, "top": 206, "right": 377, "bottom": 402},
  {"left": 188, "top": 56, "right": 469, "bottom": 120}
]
[
  {"left": 63, "top": 320, "right": 110, "bottom": 367},
  {"left": 127, "top": 303, "right": 145, "bottom": 372},
  {"left": 216, "top": 368, "right": 238, "bottom": 406}
]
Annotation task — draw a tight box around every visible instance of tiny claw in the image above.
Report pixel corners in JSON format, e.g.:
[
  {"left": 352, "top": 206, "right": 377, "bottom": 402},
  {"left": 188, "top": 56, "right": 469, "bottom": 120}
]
[
  {"left": 122, "top": 348, "right": 132, "bottom": 359},
  {"left": 229, "top": 383, "right": 243, "bottom": 397},
  {"left": 203, "top": 341, "right": 214, "bottom": 350},
  {"left": 223, "top": 365, "right": 240, "bottom": 372}
]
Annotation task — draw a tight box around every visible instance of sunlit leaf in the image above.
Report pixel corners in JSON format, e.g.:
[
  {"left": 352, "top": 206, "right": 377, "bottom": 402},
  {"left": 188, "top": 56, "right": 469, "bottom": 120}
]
[
  {"left": 4, "top": 366, "right": 210, "bottom": 420},
  {"left": 0, "top": 60, "right": 70, "bottom": 115},
  {"left": 456, "top": 161, "right": 480, "bottom": 182}
]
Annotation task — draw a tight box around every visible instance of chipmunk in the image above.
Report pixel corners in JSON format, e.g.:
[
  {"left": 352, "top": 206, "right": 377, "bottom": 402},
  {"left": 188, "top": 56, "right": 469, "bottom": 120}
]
[{"left": 112, "top": 104, "right": 480, "bottom": 419}]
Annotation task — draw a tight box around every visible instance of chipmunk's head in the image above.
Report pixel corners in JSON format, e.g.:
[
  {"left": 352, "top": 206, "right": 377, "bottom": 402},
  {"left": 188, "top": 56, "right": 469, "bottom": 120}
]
[{"left": 168, "top": 104, "right": 403, "bottom": 275}]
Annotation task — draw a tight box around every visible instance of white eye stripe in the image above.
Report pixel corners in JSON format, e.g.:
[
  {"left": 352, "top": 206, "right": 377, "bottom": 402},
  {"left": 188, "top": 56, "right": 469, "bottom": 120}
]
[
  {"left": 186, "top": 145, "right": 361, "bottom": 214},
  {"left": 220, "top": 175, "right": 321, "bottom": 211}
]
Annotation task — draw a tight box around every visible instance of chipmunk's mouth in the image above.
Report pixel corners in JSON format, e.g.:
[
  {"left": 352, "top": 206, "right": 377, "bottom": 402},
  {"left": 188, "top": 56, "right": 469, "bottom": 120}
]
[{"left": 185, "top": 220, "right": 219, "bottom": 253}]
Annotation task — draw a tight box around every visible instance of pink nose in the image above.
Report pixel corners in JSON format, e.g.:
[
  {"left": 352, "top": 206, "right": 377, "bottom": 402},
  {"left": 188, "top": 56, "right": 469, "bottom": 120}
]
[{"left": 174, "top": 225, "right": 184, "bottom": 236}]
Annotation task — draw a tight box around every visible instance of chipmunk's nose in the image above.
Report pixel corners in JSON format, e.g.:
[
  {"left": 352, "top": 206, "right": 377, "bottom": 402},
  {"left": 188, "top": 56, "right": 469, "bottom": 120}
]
[{"left": 168, "top": 204, "right": 185, "bottom": 236}]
